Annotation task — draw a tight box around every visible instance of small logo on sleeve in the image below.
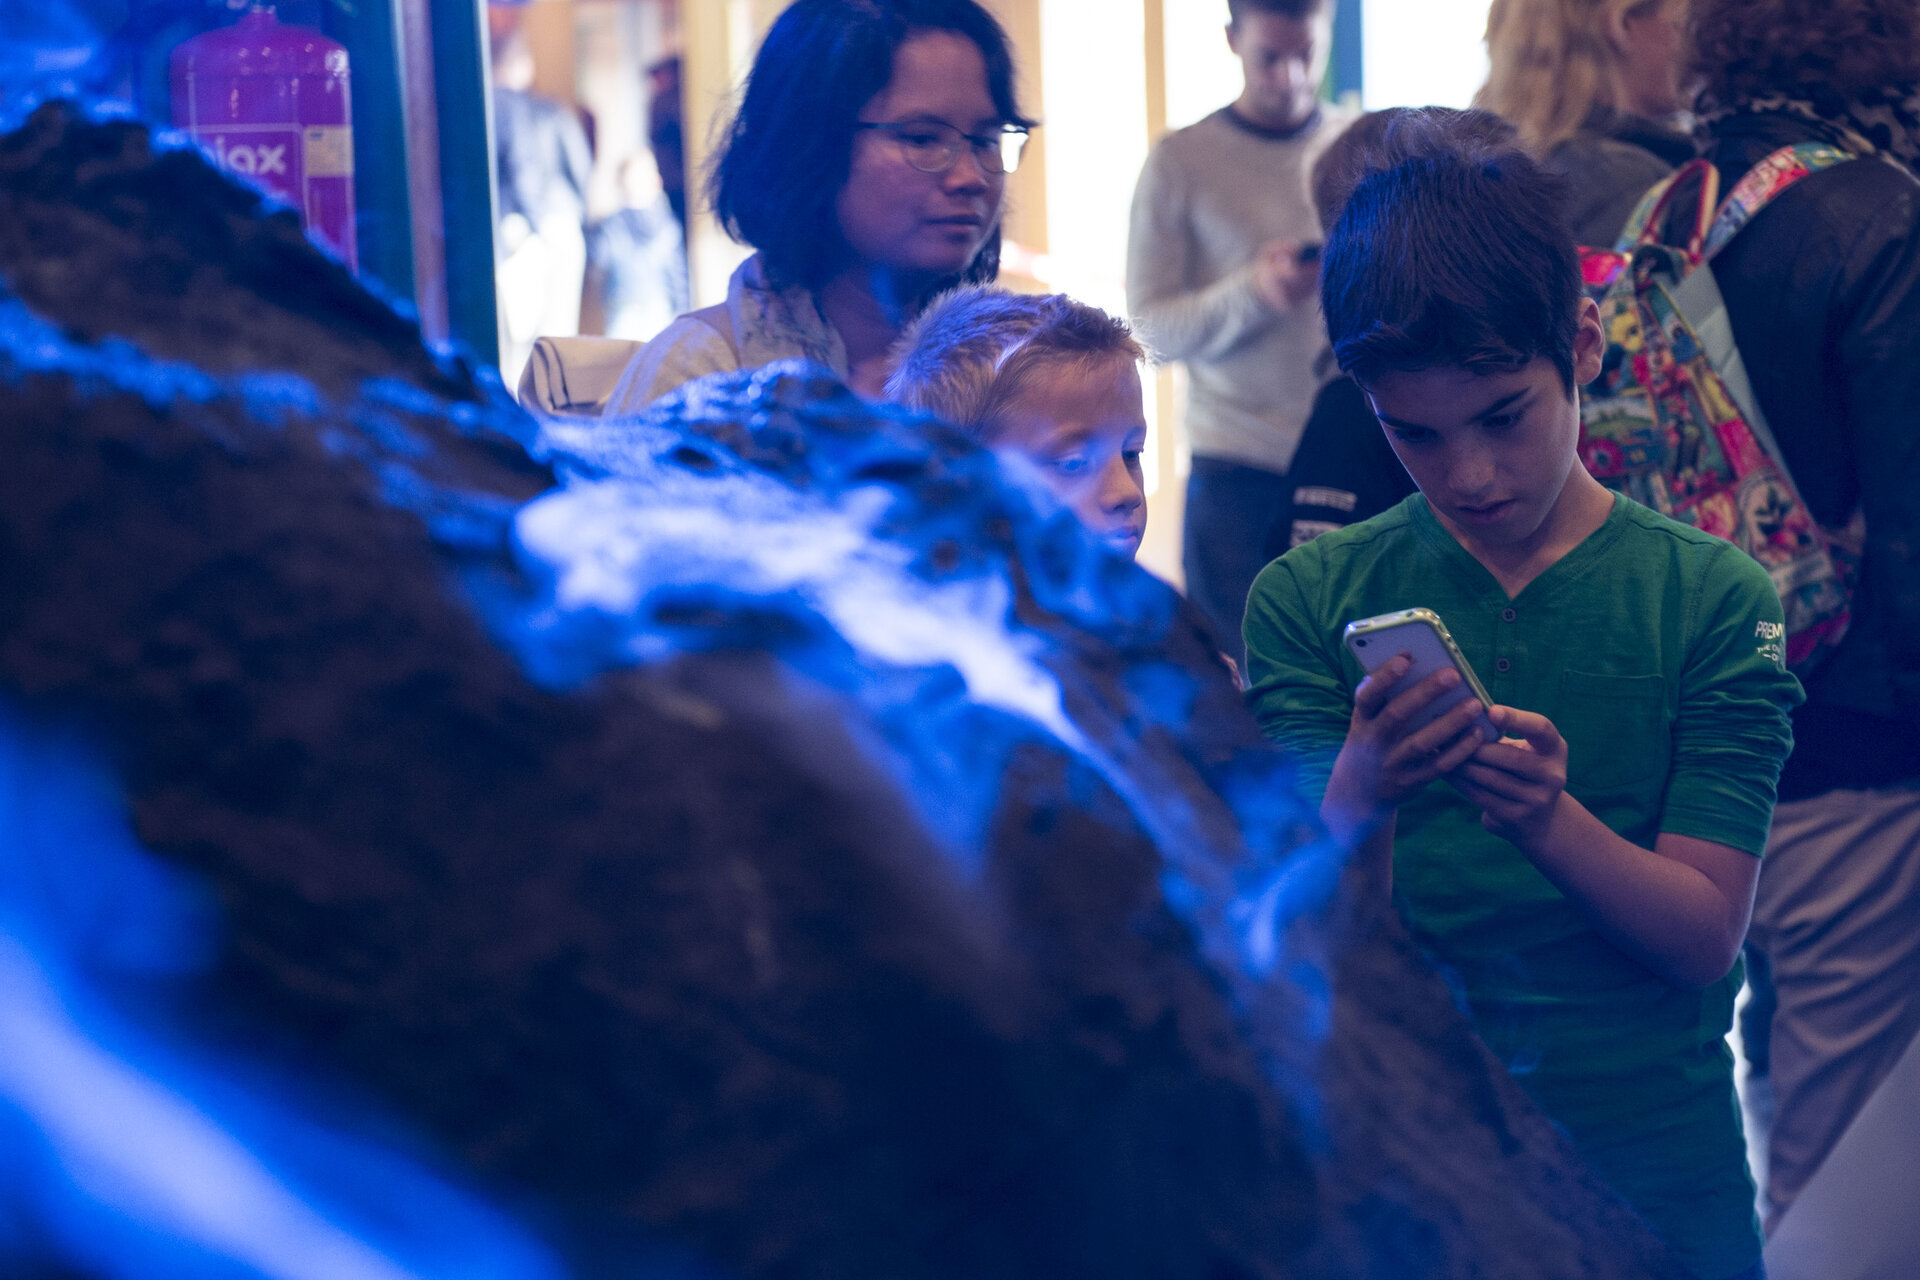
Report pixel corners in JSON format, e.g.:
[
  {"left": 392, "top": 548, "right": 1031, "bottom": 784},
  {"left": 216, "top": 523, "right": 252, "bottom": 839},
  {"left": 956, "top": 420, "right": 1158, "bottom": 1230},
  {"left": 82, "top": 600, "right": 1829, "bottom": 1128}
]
[{"left": 1755, "top": 620, "right": 1786, "bottom": 668}]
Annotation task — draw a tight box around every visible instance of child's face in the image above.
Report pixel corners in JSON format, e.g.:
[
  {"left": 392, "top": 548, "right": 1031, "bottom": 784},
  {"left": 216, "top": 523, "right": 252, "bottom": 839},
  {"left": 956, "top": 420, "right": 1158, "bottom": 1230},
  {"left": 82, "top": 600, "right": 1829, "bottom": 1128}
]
[
  {"left": 988, "top": 357, "right": 1149, "bottom": 556},
  {"left": 1363, "top": 301, "right": 1605, "bottom": 550}
]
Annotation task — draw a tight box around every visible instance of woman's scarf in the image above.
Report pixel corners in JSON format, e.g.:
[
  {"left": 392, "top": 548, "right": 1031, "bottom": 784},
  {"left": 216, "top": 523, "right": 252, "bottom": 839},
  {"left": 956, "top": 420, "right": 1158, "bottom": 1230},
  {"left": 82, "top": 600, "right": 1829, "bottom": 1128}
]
[{"left": 1697, "top": 83, "right": 1920, "bottom": 173}]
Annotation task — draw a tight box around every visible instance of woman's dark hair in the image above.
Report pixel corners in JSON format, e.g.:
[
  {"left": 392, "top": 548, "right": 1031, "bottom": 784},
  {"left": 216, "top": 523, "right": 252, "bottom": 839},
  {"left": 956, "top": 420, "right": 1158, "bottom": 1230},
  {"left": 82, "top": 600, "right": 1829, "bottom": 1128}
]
[
  {"left": 710, "top": 0, "right": 1035, "bottom": 292},
  {"left": 1691, "top": 0, "right": 1920, "bottom": 109},
  {"left": 1320, "top": 109, "right": 1581, "bottom": 391}
]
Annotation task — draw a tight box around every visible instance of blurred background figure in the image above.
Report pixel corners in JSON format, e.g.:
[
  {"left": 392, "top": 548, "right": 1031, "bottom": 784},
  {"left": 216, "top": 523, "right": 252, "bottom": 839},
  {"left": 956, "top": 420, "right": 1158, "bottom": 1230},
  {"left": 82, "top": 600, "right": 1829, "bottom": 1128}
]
[
  {"left": 645, "top": 54, "right": 687, "bottom": 233},
  {"left": 491, "top": 1, "right": 593, "bottom": 388},
  {"left": 1679, "top": 0, "right": 1920, "bottom": 1255},
  {"left": 587, "top": 150, "right": 689, "bottom": 342},
  {"left": 1477, "top": 0, "right": 1693, "bottom": 248},
  {"left": 1126, "top": 0, "right": 1355, "bottom": 657}
]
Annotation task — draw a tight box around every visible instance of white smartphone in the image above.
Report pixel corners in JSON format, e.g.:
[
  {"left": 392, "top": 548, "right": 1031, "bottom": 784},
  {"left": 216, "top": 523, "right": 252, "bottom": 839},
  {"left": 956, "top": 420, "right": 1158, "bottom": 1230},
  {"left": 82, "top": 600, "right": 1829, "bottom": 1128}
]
[{"left": 1342, "top": 608, "right": 1500, "bottom": 743}]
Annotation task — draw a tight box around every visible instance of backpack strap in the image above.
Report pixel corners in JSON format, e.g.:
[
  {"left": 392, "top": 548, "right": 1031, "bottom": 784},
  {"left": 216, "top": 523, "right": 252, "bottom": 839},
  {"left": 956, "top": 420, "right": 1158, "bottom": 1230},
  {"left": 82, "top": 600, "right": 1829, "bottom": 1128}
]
[
  {"left": 1615, "top": 157, "right": 1721, "bottom": 260},
  {"left": 1702, "top": 142, "right": 1854, "bottom": 259},
  {"left": 1612, "top": 168, "right": 1677, "bottom": 251}
]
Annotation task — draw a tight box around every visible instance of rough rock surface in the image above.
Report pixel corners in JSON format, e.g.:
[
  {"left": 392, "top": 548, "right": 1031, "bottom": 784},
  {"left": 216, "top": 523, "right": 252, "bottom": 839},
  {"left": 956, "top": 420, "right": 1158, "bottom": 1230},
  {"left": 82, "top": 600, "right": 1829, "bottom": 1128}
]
[{"left": 0, "top": 104, "right": 1683, "bottom": 1279}]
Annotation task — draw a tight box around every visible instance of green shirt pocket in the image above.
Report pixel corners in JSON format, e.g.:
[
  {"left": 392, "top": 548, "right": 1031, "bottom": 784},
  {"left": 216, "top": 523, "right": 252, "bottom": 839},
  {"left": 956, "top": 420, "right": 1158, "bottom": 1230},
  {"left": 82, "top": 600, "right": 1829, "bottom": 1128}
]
[{"left": 1557, "top": 669, "right": 1671, "bottom": 793}]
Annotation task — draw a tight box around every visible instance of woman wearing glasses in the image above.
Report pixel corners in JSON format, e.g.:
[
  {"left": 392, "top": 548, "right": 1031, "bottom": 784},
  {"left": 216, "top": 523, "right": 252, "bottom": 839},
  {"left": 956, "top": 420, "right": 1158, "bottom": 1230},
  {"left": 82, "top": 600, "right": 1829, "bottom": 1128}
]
[{"left": 602, "top": 0, "right": 1033, "bottom": 412}]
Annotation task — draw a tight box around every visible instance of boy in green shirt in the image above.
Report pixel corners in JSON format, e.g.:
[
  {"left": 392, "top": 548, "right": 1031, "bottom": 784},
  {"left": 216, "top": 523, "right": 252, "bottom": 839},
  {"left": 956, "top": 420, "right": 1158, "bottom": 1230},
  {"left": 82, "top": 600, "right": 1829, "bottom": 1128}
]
[{"left": 1242, "top": 112, "right": 1802, "bottom": 1280}]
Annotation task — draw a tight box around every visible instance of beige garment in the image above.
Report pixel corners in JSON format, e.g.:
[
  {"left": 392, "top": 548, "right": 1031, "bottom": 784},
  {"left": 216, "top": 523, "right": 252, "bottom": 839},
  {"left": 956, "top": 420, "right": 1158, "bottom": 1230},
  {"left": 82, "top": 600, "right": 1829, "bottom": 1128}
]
[
  {"left": 1748, "top": 782, "right": 1920, "bottom": 1227},
  {"left": 600, "top": 254, "right": 850, "bottom": 416},
  {"left": 1125, "top": 104, "right": 1356, "bottom": 473}
]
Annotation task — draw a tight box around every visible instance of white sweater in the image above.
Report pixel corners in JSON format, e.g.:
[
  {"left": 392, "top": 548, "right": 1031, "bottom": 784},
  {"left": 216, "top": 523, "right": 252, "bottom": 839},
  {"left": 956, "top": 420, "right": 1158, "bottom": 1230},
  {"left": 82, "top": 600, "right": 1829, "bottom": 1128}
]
[{"left": 1126, "top": 104, "right": 1356, "bottom": 474}]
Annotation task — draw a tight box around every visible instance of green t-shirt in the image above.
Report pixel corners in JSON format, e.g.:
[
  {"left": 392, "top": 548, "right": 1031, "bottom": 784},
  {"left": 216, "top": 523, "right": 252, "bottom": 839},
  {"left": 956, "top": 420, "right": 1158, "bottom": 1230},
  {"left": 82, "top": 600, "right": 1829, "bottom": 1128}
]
[{"left": 1244, "top": 492, "right": 1802, "bottom": 1279}]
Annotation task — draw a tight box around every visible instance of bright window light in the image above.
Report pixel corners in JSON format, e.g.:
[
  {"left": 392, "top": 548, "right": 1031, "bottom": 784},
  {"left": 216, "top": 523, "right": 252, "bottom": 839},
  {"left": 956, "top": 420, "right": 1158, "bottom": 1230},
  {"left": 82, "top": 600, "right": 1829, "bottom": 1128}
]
[
  {"left": 1163, "top": 5, "right": 1242, "bottom": 133},
  {"left": 1361, "top": 0, "right": 1491, "bottom": 110}
]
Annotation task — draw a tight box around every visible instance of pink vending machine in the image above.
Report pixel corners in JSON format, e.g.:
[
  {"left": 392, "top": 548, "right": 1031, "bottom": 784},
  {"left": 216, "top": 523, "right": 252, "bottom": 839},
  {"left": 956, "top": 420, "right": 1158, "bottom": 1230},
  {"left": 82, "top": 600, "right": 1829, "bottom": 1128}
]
[{"left": 170, "top": 6, "right": 358, "bottom": 271}]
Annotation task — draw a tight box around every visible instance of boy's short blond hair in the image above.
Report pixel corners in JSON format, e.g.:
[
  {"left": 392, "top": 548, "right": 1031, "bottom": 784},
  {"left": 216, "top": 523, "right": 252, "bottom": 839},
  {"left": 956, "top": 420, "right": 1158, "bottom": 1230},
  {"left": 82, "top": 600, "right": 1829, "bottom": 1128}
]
[{"left": 886, "top": 286, "right": 1145, "bottom": 438}]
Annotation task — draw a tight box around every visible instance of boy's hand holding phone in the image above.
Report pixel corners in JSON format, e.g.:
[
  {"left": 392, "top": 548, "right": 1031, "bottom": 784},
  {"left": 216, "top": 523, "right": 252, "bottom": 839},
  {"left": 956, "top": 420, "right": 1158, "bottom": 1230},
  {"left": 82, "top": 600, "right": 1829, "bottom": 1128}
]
[
  {"left": 1452, "top": 706, "right": 1572, "bottom": 853},
  {"left": 1322, "top": 653, "right": 1491, "bottom": 839}
]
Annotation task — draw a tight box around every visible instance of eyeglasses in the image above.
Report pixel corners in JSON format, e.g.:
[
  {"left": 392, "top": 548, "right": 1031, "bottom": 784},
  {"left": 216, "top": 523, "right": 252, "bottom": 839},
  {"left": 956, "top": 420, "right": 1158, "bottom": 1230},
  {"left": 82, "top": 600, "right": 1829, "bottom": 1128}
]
[{"left": 853, "top": 120, "right": 1032, "bottom": 175}]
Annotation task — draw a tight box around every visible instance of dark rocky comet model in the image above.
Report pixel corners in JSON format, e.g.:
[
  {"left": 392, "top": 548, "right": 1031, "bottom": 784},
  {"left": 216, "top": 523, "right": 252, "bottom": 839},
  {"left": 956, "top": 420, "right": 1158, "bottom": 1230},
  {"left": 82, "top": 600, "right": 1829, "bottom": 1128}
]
[{"left": 0, "top": 103, "right": 1681, "bottom": 1279}]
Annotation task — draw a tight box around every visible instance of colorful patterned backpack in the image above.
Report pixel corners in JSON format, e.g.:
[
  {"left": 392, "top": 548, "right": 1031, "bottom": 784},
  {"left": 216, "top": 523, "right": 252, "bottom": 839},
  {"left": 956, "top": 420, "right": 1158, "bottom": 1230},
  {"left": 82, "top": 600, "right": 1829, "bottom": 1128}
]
[{"left": 1579, "top": 143, "right": 1860, "bottom": 671}]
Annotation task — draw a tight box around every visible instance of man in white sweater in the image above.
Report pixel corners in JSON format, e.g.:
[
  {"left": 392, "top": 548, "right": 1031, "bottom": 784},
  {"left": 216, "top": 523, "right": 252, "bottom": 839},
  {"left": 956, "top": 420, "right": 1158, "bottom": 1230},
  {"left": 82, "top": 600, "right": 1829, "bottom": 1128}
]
[{"left": 1127, "top": 0, "right": 1355, "bottom": 652}]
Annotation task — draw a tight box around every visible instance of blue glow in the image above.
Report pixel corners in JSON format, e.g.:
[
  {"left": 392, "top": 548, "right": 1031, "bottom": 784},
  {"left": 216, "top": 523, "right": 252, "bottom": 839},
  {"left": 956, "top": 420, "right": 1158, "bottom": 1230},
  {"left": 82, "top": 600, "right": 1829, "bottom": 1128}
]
[
  {"left": 0, "top": 297, "right": 222, "bottom": 409},
  {"left": 5, "top": 250, "right": 1349, "bottom": 1240},
  {"left": 0, "top": 0, "right": 116, "bottom": 131},
  {"left": 520, "top": 365, "right": 1343, "bottom": 1062},
  {"left": 3, "top": 75, "right": 1351, "bottom": 1250},
  {"left": 0, "top": 706, "right": 566, "bottom": 1280}
]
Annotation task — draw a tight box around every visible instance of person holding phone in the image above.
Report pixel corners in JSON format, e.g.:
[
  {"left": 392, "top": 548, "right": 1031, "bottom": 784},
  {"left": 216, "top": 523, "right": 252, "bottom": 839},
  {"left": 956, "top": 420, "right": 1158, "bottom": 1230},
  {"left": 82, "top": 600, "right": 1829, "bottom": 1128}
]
[
  {"left": 1124, "top": 0, "right": 1356, "bottom": 654},
  {"left": 1242, "top": 110, "right": 1801, "bottom": 1280}
]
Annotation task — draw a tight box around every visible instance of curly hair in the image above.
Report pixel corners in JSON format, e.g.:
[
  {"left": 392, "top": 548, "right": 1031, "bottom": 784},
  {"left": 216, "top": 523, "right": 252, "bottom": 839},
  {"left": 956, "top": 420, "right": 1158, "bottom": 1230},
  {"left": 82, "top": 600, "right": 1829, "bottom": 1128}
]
[{"left": 1691, "top": 0, "right": 1920, "bottom": 107}]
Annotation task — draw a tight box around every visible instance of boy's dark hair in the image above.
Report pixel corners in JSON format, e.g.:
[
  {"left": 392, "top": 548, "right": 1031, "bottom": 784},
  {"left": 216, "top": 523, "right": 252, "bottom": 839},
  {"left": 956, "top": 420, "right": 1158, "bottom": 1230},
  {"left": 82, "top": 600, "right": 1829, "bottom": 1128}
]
[
  {"left": 1309, "top": 106, "right": 1519, "bottom": 235},
  {"left": 1227, "top": 0, "right": 1331, "bottom": 23},
  {"left": 710, "top": 0, "right": 1035, "bottom": 292},
  {"left": 1320, "top": 108, "right": 1581, "bottom": 392},
  {"left": 1692, "top": 0, "right": 1920, "bottom": 109},
  {"left": 885, "top": 286, "right": 1144, "bottom": 438}
]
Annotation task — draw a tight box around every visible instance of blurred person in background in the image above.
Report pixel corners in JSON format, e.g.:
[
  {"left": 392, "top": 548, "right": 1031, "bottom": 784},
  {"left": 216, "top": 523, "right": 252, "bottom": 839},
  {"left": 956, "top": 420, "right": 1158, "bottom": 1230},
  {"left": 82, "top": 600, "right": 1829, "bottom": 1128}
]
[
  {"left": 645, "top": 55, "right": 687, "bottom": 233},
  {"left": 602, "top": 0, "right": 1034, "bottom": 411},
  {"left": 587, "top": 151, "right": 690, "bottom": 343},
  {"left": 490, "top": 5, "right": 593, "bottom": 388},
  {"left": 1684, "top": 0, "right": 1920, "bottom": 1235},
  {"left": 1478, "top": 0, "right": 1694, "bottom": 247},
  {"left": 1125, "top": 0, "right": 1356, "bottom": 657}
]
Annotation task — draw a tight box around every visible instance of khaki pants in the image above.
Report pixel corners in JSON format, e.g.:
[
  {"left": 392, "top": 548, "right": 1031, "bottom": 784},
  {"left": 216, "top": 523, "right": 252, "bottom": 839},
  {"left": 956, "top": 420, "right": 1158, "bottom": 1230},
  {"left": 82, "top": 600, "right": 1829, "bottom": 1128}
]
[{"left": 1748, "top": 782, "right": 1920, "bottom": 1228}]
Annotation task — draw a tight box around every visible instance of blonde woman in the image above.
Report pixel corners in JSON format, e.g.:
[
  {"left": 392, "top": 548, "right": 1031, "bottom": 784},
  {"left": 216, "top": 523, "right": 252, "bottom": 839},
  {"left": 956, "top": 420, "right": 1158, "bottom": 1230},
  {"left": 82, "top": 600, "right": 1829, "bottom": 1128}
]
[{"left": 1477, "top": 0, "right": 1693, "bottom": 245}]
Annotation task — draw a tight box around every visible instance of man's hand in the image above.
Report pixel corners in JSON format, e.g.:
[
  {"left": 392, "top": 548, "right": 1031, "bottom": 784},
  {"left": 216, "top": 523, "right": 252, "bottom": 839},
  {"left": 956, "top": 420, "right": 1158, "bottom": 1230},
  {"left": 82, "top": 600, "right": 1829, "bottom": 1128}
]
[
  {"left": 1250, "top": 239, "right": 1318, "bottom": 312},
  {"left": 1322, "top": 654, "right": 1489, "bottom": 840},
  {"left": 1452, "top": 705, "right": 1571, "bottom": 852}
]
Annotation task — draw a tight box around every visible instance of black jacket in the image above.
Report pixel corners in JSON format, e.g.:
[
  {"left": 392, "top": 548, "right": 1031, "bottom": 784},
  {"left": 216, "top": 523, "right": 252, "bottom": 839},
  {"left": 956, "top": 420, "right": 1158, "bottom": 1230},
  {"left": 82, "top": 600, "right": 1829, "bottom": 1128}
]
[
  {"left": 1270, "top": 375, "right": 1414, "bottom": 559},
  {"left": 1703, "top": 112, "right": 1920, "bottom": 797},
  {"left": 1549, "top": 112, "right": 1696, "bottom": 249}
]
